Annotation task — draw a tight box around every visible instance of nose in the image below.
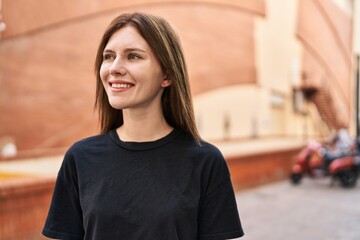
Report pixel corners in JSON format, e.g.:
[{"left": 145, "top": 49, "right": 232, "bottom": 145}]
[{"left": 109, "top": 58, "right": 127, "bottom": 76}]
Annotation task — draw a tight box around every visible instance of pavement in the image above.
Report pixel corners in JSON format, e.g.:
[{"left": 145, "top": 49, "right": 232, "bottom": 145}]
[{"left": 234, "top": 177, "right": 360, "bottom": 240}]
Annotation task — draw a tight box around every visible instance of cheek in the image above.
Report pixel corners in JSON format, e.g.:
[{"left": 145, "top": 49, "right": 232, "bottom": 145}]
[{"left": 99, "top": 64, "right": 107, "bottom": 82}]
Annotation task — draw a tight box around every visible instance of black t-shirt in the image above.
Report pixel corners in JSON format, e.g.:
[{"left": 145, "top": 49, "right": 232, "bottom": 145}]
[{"left": 43, "top": 129, "right": 244, "bottom": 240}]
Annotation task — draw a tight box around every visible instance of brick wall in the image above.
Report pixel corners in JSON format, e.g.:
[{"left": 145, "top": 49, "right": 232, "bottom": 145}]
[
  {"left": 1, "top": 3, "right": 259, "bottom": 152},
  {"left": 0, "top": 177, "right": 55, "bottom": 240},
  {"left": 227, "top": 147, "right": 302, "bottom": 191}
]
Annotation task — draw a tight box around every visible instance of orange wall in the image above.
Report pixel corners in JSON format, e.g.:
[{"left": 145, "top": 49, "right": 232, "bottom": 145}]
[
  {"left": 2, "top": 0, "right": 265, "bottom": 38},
  {"left": 0, "top": 2, "right": 261, "bottom": 152},
  {"left": 0, "top": 177, "right": 55, "bottom": 240},
  {"left": 297, "top": 0, "right": 352, "bottom": 128}
]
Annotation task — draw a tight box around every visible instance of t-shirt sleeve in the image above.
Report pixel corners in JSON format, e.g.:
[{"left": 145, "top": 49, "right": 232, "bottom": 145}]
[
  {"left": 42, "top": 149, "right": 84, "bottom": 240},
  {"left": 198, "top": 147, "right": 244, "bottom": 240}
]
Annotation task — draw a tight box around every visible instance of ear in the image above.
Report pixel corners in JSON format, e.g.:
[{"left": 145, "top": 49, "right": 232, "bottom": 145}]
[
  {"left": 161, "top": 78, "right": 172, "bottom": 88},
  {"left": 161, "top": 74, "right": 172, "bottom": 87}
]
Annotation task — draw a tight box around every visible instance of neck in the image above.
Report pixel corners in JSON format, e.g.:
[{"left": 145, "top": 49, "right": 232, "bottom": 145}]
[{"left": 117, "top": 108, "right": 173, "bottom": 142}]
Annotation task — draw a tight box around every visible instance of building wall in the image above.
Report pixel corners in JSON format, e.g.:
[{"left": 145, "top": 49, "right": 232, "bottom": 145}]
[
  {"left": 0, "top": 0, "right": 354, "bottom": 154},
  {"left": 195, "top": 0, "right": 353, "bottom": 141},
  {"left": 297, "top": 0, "right": 353, "bottom": 129},
  {"left": 194, "top": 85, "right": 260, "bottom": 140},
  {"left": 1, "top": 0, "right": 265, "bottom": 38},
  {"left": 194, "top": 0, "right": 320, "bottom": 140},
  {"left": 255, "top": 0, "right": 303, "bottom": 137},
  {"left": 0, "top": 1, "right": 266, "bottom": 152}
]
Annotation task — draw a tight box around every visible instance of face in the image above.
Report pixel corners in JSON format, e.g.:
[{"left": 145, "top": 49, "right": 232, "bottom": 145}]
[{"left": 100, "top": 26, "right": 171, "bottom": 111}]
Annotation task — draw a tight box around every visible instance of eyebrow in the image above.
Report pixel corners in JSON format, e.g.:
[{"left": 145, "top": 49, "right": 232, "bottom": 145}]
[
  {"left": 123, "top": 48, "right": 146, "bottom": 53},
  {"left": 103, "top": 48, "right": 146, "bottom": 54}
]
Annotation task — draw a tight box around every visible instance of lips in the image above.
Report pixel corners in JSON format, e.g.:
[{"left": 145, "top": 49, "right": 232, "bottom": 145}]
[
  {"left": 109, "top": 81, "right": 134, "bottom": 91},
  {"left": 111, "top": 83, "right": 133, "bottom": 89}
]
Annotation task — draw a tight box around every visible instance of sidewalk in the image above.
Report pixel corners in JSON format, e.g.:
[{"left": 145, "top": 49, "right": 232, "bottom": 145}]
[{"left": 235, "top": 177, "right": 360, "bottom": 240}]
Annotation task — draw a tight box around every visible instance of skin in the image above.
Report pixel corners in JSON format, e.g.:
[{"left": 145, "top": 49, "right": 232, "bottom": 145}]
[{"left": 100, "top": 26, "right": 173, "bottom": 142}]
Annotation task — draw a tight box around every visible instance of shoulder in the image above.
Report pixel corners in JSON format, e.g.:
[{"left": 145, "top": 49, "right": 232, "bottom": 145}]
[
  {"left": 181, "top": 136, "right": 225, "bottom": 163},
  {"left": 176, "top": 134, "right": 228, "bottom": 173},
  {"left": 60, "top": 133, "right": 110, "bottom": 167},
  {"left": 173, "top": 131, "right": 225, "bottom": 162},
  {"left": 58, "top": 133, "right": 109, "bottom": 174},
  {"left": 198, "top": 140, "right": 228, "bottom": 169},
  {"left": 67, "top": 133, "right": 109, "bottom": 154},
  {"left": 198, "top": 141, "right": 224, "bottom": 158},
  {"left": 191, "top": 141, "right": 232, "bottom": 196}
]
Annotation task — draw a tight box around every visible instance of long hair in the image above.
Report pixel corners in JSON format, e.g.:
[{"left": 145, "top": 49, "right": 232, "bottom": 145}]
[{"left": 94, "top": 12, "right": 201, "bottom": 142}]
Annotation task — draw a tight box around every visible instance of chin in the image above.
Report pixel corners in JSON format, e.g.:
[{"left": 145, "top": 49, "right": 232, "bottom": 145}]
[{"left": 108, "top": 101, "right": 126, "bottom": 110}]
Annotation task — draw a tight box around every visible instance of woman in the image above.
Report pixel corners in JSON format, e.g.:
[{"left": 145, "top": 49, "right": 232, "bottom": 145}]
[{"left": 43, "top": 12, "right": 244, "bottom": 240}]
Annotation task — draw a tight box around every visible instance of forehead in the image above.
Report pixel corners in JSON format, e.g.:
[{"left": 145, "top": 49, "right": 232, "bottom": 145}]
[{"left": 105, "top": 26, "right": 150, "bottom": 50}]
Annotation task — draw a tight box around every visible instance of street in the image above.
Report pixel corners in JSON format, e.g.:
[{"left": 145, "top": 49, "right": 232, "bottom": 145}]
[{"left": 235, "top": 177, "right": 360, "bottom": 240}]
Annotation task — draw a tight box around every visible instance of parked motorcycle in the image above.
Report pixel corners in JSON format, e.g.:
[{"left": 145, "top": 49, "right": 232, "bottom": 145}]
[{"left": 290, "top": 139, "right": 360, "bottom": 187}]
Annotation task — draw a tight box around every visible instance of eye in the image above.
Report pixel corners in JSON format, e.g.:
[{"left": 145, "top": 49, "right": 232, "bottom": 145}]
[
  {"left": 103, "top": 53, "right": 115, "bottom": 61},
  {"left": 128, "top": 53, "right": 142, "bottom": 60}
]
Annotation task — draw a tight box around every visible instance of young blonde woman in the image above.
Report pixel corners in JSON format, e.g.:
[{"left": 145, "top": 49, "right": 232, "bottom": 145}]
[{"left": 43, "top": 12, "right": 244, "bottom": 240}]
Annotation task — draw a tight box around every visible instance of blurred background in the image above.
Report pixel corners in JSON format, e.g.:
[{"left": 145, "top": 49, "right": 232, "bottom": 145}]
[{"left": 0, "top": 0, "right": 359, "bottom": 239}]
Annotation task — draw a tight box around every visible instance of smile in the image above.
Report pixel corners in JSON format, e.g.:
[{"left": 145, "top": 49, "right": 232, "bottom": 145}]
[{"left": 111, "top": 83, "right": 134, "bottom": 89}]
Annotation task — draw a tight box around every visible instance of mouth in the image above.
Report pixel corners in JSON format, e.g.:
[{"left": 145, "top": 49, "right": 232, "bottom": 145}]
[{"left": 109, "top": 81, "right": 135, "bottom": 91}]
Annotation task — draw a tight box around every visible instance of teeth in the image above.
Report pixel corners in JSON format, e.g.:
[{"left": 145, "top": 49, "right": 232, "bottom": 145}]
[{"left": 112, "top": 83, "right": 132, "bottom": 89}]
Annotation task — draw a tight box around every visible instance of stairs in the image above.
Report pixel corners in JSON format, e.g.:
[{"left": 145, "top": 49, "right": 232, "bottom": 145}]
[{"left": 302, "top": 84, "right": 345, "bottom": 131}]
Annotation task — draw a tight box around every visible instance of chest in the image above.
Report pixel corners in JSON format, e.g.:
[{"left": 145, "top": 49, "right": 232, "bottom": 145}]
[{"left": 78, "top": 154, "right": 201, "bottom": 229}]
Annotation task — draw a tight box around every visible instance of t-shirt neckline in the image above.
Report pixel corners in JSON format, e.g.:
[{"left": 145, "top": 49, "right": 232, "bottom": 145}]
[{"left": 108, "top": 128, "right": 179, "bottom": 151}]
